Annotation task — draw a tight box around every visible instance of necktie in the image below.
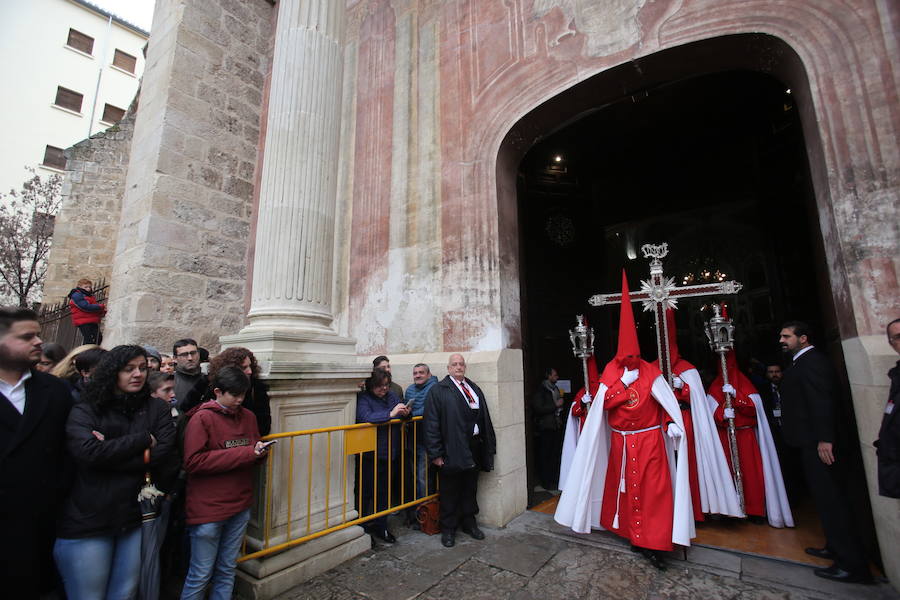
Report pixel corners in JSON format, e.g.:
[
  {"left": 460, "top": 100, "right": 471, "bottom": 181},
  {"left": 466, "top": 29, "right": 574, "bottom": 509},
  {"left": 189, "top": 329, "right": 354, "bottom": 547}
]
[{"left": 460, "top": 381, "right": 476, "bottom": 407}]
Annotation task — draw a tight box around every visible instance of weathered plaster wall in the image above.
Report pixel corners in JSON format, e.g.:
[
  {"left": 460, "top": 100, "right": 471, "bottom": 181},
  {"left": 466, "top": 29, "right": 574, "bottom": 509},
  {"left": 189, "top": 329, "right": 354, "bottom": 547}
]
[
  {"left": 338, "top": 0, "right": 898, "bottom": 355},
  {"left": 42, "top": 110, "right": 137, "bottom": 303},
  {"left": 103, "top": 0, "right": 275, "bottom": 350},
  {"left": 337, "top": 0, "right": 897, "bottom": 584}
]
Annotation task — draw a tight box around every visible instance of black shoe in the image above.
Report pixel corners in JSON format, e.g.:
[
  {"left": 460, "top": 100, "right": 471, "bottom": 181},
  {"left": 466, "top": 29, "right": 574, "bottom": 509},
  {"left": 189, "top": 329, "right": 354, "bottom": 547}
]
[
  {"left": 805, "top": 547, "right": 835, "bottom": 560},
  {"left": 748, "top": 515, "right": 767, "bottom": 525},
  {"left": 643, "top": 550, "right": 667, "bottom": 571},
  {"left": 373, "top": 529, "right": 396, "bottom": 544},
  {"left": 813, "top": 565, "right": 872, "bottom": 584},
  {"left": 441, "top": 531, "right": 455, "bottom": 548},
  {"left": 461, "top": 525, "right": 485, "bottom": 540}
]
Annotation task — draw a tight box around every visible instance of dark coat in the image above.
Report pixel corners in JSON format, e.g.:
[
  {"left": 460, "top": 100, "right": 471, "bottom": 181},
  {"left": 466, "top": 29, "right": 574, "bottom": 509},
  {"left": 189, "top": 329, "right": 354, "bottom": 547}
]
[
  {"left": 875, "top": 361, "right": 900, "bottom": 498},
  {"left": 780, "top": 348, "right": 837, "bottom": 448},
  {"left": 424, "top": 376, "right": 496, "bottom": 473},
  {"left": 356, "top": 389, "right": 405, "bottom": 460},
  {"left": 531, "top": 382, "right": 560, "bottom": 431},
  {"left": 0, "top": 371, "right": 73, "bottom": 588},
  {"left": 57, "top": 393, "right": 177, "bottom": 538},
  {"left": 180, "top": 376, "right": 272, "bottom": 436}
]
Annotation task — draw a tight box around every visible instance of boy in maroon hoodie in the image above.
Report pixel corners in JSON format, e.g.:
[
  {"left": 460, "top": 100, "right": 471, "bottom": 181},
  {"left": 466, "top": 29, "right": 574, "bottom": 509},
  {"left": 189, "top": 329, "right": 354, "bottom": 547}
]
[{"left": 180, "top": 366, "right": 272, "bottom": 600}]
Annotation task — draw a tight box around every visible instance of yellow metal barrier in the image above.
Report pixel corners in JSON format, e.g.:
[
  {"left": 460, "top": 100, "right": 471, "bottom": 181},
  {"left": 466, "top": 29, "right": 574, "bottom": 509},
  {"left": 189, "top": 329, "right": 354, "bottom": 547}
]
[{"left": 238, "top": 416, "right": 438, "bottom": 563}]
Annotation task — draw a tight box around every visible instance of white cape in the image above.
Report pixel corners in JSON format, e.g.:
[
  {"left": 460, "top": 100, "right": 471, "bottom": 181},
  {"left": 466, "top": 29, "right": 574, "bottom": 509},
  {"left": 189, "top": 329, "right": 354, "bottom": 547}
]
[
  {"left": 680, "top": 368, "right": 743, "bottom": 518},
  {"left": 555, "top": 375, "right": 694, "bottom": 546},
  {"left": 704, "top": 393, "right": 795, "bottom": 528}
]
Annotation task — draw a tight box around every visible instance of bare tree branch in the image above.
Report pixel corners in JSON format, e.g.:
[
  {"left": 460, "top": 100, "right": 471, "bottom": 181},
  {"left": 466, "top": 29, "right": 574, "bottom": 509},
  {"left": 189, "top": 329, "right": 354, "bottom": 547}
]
[{"left": 0, "top": 167, "right": 63, "bottom": 306}]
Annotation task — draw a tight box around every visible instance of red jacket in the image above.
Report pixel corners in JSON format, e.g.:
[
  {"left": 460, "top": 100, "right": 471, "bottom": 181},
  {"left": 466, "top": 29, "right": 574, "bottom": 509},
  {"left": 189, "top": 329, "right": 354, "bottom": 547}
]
[
  {"left": 68, "top": 288, "right": 105, "bottom": 326},
  {"left": 182, "top": 400, "right": 262, "bottom": 525}
]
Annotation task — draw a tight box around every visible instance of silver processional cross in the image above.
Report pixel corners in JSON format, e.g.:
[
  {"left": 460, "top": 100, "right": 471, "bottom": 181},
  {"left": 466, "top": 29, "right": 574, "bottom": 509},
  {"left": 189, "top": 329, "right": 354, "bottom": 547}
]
[{"left": 588, "top": 243, "right": 743, "bottom": 385}]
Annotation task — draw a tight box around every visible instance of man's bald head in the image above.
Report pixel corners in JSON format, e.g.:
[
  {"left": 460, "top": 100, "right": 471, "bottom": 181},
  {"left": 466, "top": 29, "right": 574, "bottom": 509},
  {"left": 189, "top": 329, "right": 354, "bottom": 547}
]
[{"left": 447, "top": 353, "right": 466, "bottom": 381}]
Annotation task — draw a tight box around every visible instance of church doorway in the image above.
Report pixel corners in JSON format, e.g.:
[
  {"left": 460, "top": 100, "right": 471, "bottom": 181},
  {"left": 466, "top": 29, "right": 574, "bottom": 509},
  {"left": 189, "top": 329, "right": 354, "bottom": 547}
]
[{"left": 507, "top": 35, "right": 881, "bottom": 571}]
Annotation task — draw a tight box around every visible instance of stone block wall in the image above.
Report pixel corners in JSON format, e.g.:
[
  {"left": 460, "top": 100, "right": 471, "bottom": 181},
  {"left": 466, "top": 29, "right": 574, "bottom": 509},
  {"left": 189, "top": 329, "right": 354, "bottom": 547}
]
[
  {"left": 42, "top": 112, "right": 137, "bottom": 303},
  {"left": 102, "top": 0, "right": 275, "bottom": 351}
]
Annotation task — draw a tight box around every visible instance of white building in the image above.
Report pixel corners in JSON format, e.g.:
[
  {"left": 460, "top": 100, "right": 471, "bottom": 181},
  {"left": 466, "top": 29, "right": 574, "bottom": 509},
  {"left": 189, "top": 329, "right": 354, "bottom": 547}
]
[{"left": 0, "top": 0, "right": 148, "bottom": 196}]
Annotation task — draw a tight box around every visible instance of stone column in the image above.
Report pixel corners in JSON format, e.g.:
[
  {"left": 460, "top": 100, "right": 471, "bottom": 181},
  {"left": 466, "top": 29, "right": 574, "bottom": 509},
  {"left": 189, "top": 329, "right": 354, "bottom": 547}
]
[
  {"left": 225, "top": 0, "right": 356, "bottom": 361},
  {"left": 224, "top": 3, "right": 371, "bottom": 596}
]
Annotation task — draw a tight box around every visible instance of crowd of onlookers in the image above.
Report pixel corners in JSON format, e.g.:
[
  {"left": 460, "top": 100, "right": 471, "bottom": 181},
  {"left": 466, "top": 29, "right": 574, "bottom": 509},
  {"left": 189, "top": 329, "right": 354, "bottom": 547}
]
[{"left": 0, "top": 306, "right": 273, "bottom": 600}]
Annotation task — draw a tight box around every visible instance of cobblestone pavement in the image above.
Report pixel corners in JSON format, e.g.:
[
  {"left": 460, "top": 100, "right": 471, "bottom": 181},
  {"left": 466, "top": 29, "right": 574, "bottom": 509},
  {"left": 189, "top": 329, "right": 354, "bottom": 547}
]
[{"left": 272, "top": 510, "right": 897, "bottom": 600}]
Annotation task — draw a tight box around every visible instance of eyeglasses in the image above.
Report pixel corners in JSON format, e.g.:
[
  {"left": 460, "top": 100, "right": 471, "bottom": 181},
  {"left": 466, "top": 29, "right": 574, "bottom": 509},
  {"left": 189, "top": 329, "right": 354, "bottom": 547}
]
[{"left": 176, "top": 350, "right": 199, "bottom": 358}]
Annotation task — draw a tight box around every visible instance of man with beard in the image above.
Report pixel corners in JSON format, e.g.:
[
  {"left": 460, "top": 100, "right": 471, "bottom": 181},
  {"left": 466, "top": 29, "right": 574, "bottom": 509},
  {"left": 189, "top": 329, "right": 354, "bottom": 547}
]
[
  {"left": 555, "top": 271, "right": 692, "bottom": 570},
  {"left": 779, "top": 321, "right": 870, "bottom": 583},
  {"left": 0, "top": 307, "right": 73, "bottom": 598},
  {"left": 173, "top": 338, "right": 203, "bottom": 407}
]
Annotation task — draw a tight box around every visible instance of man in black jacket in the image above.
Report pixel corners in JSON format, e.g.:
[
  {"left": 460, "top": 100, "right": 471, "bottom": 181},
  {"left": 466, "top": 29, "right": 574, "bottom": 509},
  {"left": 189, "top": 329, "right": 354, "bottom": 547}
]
[
  {"left": 779, "top": 321, "right": 870, "bottom": 583},
  {"left": 876, "top": 318, "right": 900, "bottom": 498},
  {"left": 531, "top": 366, "right": 562, "bottom": 490},
  {"left": 424, "top": 353, "right": 496, "bottom": 548},
  {"left": 0, "top": 307, "right": 73, "bottom": 598}
]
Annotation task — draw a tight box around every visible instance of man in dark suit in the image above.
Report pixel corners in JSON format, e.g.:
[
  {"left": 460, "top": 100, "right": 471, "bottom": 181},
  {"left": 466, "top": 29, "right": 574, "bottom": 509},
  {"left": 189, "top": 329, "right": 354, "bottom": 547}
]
[
  {"left": 424, "top": 353, "right": 496, "bottom": 548},
  {"left": 0, "top": 307, "right": 73, "bottom": 598},
  {"left": 875, "top": 318, "right": 900, "bottom": 498},
  {"left": 779, "top": 321, "right": 870, "bottom": 583}
]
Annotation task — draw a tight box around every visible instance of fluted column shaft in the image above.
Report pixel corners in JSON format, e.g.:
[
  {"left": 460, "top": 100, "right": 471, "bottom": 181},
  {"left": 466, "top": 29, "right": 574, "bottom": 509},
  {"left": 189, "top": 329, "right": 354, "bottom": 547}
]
[{"left": 247, "top": 0, "right": 344, "bottom": 333}]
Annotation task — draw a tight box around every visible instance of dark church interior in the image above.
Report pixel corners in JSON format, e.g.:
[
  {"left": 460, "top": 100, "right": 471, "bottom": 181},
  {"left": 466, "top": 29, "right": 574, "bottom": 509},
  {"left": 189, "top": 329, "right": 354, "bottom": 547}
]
[{"left": 516, "top": 66, "right": 880, "bottom": 570}]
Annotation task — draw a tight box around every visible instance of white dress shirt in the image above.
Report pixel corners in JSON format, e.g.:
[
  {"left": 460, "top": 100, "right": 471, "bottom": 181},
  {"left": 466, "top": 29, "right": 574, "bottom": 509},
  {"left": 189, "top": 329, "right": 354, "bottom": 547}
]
[
  {"left": 0, "top": 370, "right": 32, "bottom": 415},
  {"left": 793, "top": 345, "right": 814, "bottom": 363},
  {"left": 450, "top": 377, "right": 480, "bottom": 435}
]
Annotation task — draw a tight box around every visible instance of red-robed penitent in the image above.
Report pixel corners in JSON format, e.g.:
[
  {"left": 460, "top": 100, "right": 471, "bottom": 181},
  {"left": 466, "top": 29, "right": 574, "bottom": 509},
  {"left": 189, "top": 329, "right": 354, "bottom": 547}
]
[
  {"left": 595, "top": 271, "right": 675, "bottom": 551},
  {"left": 654, "top": 308, "right": 703, "bottom": 522},
  {"left": 709, "top": 350, "right": 766, "bottom": 518}
]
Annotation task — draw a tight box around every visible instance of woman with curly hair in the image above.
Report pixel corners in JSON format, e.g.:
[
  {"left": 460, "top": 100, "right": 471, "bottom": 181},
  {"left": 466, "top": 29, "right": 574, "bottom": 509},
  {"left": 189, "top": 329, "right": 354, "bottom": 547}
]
[
  {"left": 180, "top": 347, "right": 272, "bottom": 436},
  {"left": 53, "top": 345, "right": 177, "bottom": 600}
]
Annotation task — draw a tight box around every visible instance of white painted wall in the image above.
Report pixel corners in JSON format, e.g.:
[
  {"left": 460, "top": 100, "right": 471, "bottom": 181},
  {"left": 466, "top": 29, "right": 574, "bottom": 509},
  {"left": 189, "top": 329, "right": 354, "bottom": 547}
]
[{"left": 0, "top": 0, "right": 147, "bottom": 197}]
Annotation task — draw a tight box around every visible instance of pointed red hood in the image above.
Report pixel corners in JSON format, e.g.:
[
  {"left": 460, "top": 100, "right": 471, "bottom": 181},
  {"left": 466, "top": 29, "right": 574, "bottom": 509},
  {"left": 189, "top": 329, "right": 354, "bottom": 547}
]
[
  {"left": 665, "top": 307, "right": 680, "bottom": 365},
  {"left": 616, "top": 269, "right": 640, "bottom": 360},
  {"left": 709, "top": 349, "right": 758, "bottom": 400},
  {"left": 653, "top": 307, "right": 696, "bottom": 376},
  {"left": 599, "top": 270, "right": 653, "bottom": 388}
]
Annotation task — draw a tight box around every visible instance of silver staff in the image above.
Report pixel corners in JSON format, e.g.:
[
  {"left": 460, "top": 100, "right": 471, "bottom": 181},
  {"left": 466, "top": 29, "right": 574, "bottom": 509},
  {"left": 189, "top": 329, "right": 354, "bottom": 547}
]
[
  {"left": 705, "top": 304, "right": 745, "bottom": 513},
  {"left": 569, "top": 315, "right": 595, "bottom": 411}
]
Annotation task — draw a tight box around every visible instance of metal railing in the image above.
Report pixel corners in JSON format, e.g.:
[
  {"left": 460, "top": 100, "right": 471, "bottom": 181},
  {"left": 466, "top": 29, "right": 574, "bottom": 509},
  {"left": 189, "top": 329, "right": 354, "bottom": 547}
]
[
  {"left": 239, "top": 415, "right": 437, "bottom": 563},
  {"left": 37, "top": 279, "right": 108, "bottom": 348}
]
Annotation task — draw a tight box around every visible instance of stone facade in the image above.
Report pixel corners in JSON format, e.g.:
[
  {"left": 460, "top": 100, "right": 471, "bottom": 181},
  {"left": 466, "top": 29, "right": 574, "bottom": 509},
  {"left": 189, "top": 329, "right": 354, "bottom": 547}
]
[
  {"left": 42, "top": 111, "right": 137, "bottom": 303},
  {"left": 101, "top": 0, "right": 276, "bottom": 351}
]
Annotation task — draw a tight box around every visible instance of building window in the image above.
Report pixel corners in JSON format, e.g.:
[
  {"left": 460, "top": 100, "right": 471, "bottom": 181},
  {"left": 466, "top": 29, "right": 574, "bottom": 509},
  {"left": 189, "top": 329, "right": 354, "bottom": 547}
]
[
  {"left": 54, "top": 86, "right": 84, "bottom": 113},
  {"left": 42, "top": 145, "right": 67, "bottom": 170},
  {"left": 112, "top": 49, "right": 137, "bottom": 74},
  {"left": 101, "top": 103, "right": 126, "bottom": 124},
  {"left": 66, "top": 28, "right": 94, "bottom": 55}
]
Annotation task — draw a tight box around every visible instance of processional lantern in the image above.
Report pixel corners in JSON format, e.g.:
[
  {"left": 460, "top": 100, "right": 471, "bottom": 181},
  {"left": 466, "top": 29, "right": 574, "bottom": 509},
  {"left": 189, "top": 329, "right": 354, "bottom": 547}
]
[
  {"left": 705, "top": 303, "right": 745, "bottom": 513},
  {"left": 569, "top": 315, "right": 595, "bottom": 401}
]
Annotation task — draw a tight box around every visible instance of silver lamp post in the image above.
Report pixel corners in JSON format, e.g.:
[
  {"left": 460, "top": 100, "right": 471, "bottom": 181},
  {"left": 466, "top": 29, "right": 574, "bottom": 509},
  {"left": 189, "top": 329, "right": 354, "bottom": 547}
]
[{"left": 569, "top": 315, "right": 595, "bottom": 408}]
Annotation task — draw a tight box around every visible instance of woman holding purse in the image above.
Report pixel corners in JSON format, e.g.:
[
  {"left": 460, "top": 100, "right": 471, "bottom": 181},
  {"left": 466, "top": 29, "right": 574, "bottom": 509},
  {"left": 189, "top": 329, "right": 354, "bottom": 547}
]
[{"left": 54, "top": 345, "right": 177, "bottom": 600}]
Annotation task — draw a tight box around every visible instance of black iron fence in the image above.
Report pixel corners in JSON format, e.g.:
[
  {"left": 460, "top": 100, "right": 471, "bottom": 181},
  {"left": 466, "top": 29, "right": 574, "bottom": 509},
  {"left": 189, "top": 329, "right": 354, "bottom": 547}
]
[{"left": 37, "top": 280, "right": 108, "bottom": 349}]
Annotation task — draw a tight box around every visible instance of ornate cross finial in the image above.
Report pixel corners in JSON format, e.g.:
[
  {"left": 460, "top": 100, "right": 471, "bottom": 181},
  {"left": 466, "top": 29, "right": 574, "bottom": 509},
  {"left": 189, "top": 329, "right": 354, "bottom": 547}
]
[{"left": 641, "top": 243, "right": 669, "bottom": 260}]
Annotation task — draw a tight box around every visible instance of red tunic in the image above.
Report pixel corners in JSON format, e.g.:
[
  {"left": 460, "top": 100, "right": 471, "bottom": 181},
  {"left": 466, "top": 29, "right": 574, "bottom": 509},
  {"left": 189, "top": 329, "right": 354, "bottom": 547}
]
[
  {"left": 675, "top": 381, "right": 704, "bottom": 522},
  {"left": 714, "top": 395, "right": 766, "bottom": 517},
  {"left": 599, "top": 379, "right": 674, "bottom": 551}
]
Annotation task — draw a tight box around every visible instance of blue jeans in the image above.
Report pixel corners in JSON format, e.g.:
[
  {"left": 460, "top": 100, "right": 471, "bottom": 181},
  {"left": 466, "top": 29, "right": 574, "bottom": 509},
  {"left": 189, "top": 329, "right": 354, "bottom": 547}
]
[
  {"left": 180, "top": 509, "right": 251, "bottom": 600},
  {"left": 54, "top": 527, "right": 142, "bottom": 600}
]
